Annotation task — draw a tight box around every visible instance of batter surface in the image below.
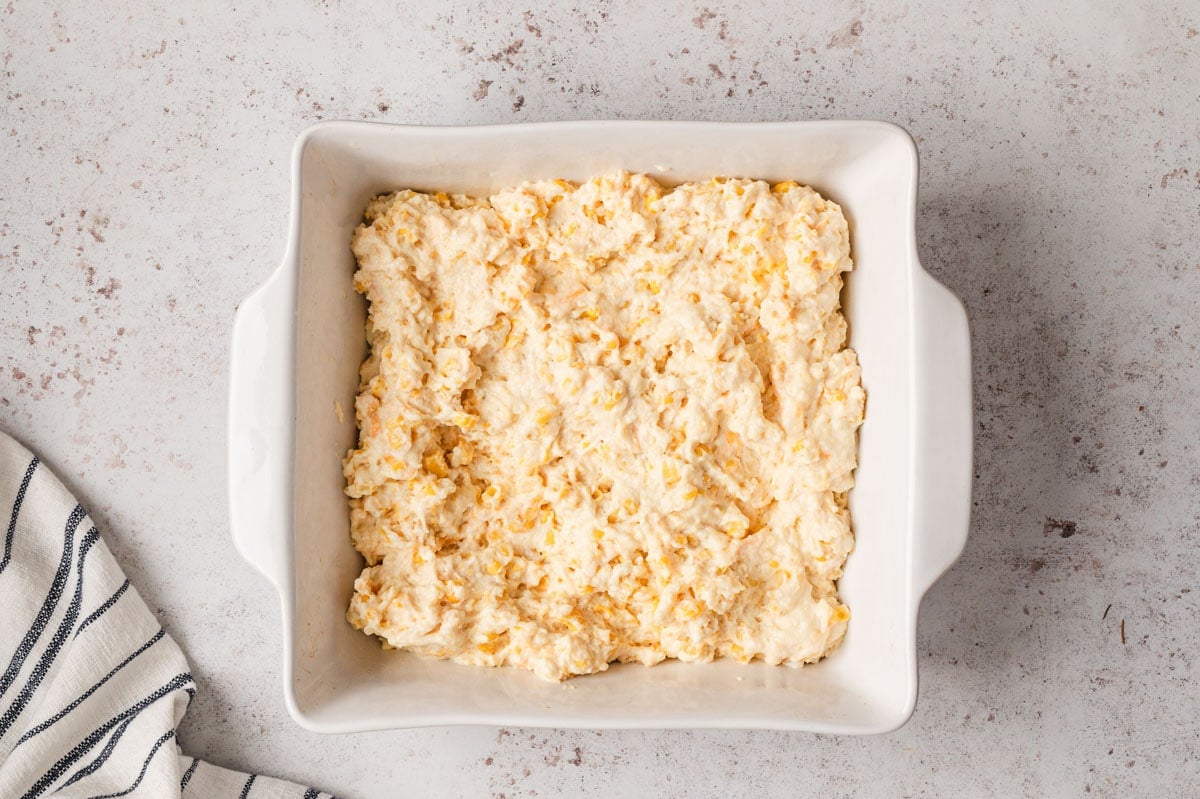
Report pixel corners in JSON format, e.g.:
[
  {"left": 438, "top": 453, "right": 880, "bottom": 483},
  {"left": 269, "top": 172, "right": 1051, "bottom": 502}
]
[{"left": 344, "top": 172, "right": 864, "bottom": 681}]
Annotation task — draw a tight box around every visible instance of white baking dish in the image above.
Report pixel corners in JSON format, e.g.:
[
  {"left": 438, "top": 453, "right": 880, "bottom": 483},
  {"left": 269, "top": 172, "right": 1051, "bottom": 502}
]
[{"left": 228, "top": 120, "right": 971, "bottom": 734}]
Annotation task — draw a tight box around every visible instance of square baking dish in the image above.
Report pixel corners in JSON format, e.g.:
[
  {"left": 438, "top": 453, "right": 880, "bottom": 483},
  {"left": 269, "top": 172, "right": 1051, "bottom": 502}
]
[{"left": 228, "top": 120, "right": 972, "bottom": 734}]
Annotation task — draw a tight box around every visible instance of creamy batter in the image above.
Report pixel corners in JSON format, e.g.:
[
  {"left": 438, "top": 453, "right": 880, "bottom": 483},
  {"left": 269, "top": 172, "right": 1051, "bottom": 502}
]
[{"left": 344, "top": 172, "right": 864, "bottom": 681}]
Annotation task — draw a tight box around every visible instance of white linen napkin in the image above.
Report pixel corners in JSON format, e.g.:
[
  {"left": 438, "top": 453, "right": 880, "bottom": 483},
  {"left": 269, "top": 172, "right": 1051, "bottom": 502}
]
[{"left": 0, "top": 430, "right": 336, "bottom": 798}]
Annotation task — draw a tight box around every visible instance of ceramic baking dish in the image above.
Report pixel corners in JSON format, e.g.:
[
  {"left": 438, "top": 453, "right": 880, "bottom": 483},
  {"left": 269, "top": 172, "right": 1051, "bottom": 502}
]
[{"left": 228, "top": 120, "right": 971, "bottom": 734}]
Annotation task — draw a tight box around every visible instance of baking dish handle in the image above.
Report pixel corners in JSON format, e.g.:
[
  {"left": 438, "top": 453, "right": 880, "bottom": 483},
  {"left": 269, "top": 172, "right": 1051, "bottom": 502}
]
[
  {"left": 911, "top": 267, "right": 973, "bottom": 596},
  {"left": 228, "top": 262, "right": 296, "bottom": 595}
]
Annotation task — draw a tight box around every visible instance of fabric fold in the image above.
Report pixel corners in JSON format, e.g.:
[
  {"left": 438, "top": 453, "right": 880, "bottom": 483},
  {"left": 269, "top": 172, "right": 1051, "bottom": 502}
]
[{"left": 0, "top": 431, "right": 334, "bottom": 799}]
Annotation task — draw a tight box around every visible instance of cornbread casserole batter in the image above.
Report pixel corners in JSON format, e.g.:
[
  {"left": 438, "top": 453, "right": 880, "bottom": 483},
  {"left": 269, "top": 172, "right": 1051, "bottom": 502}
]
[{"left": 344, "top": 172, "right": 864, "bottom": 681}]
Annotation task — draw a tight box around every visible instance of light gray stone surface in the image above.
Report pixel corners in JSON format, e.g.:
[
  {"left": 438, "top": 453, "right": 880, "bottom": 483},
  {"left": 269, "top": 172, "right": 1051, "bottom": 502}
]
[{"left": 3, "top": 1, "right": 1198, "bottom": 795}]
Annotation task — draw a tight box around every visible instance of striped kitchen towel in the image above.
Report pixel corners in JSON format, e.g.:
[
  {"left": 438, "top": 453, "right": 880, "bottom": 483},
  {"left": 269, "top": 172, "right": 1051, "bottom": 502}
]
[{"left": 0, "top": 430, "right": 335, "bottom": 798}]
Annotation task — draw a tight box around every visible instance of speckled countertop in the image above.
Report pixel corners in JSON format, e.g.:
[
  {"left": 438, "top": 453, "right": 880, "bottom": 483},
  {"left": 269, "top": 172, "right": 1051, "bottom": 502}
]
[{"left": 3, "top": 2, "right": 1198, "bottom": 796}]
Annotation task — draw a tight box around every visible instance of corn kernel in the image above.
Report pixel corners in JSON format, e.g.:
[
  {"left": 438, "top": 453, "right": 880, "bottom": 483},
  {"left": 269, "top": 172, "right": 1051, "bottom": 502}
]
[
  {"left": 722, "top": 518, "right": 749, "bottom": 539},
  {"left": 602, "top": 389, "right": 624, "bottom": 411},
  {"left": 423, "top": 452, "right": 449, "bottom": 478}
]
